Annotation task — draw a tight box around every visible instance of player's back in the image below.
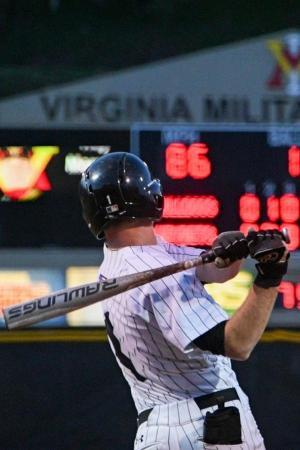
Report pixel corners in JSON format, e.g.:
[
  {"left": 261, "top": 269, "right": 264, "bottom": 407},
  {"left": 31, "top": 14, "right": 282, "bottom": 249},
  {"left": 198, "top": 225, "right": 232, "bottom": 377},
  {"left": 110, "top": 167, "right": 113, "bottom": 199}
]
[{"left": 100, "top": 237, "right": 241, "bottom": 413}]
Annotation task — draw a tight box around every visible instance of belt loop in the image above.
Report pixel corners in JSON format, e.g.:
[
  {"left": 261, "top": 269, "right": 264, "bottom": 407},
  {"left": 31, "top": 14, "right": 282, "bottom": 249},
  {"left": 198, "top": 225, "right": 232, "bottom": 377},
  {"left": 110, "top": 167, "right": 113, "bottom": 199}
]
[
  {"left": 215, "top": 395, "right": 225, "bottom": 409},
  {"left": 137, "top": 408, "right": 153, "bottom": 427}
]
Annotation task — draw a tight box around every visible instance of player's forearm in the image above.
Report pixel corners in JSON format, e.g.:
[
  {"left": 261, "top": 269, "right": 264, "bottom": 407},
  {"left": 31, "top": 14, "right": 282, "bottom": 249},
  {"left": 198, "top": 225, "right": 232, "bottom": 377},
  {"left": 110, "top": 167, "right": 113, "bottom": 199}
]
[
  {"left": 224, "top": 285, "right": 278, "bottom": 360},
  {"left": 197, "top": 260, "right": 242, "bottom": 283}
]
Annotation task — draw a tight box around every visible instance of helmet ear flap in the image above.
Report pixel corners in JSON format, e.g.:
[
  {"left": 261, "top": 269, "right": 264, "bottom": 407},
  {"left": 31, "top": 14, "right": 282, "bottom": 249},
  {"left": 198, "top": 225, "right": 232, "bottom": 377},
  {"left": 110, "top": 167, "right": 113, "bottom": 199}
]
[
  {"left": 148, "top": 179, "right": 164, "bottom": 212},
  {"left": 155, "top": 193, "right": 164, "bottom": 210}
]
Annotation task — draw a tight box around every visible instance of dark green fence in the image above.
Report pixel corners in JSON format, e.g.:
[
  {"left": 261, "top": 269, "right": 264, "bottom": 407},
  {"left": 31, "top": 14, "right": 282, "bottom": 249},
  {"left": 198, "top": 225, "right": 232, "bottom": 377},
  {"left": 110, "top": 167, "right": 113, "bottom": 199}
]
[{"left": 1, "top": 329, "right": 300, "bottom": 450}]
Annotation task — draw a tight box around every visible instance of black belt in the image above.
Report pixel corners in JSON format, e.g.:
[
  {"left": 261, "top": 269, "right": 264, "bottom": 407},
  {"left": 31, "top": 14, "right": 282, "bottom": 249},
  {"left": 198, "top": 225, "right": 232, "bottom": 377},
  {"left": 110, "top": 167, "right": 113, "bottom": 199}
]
[{"left": 137, "top": 387, "right": 239, "bottom": 427}]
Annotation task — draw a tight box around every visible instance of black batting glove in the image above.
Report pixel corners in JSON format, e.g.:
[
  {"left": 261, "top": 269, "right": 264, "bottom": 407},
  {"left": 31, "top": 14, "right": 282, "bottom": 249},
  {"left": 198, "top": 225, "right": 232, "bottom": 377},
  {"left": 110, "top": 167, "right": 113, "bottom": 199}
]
[
  {"left": 212, "top": 231, "right": 249, "bottom": 268},
  {"left": 247, "top": 229, "right": 290, "bottom": 288}
]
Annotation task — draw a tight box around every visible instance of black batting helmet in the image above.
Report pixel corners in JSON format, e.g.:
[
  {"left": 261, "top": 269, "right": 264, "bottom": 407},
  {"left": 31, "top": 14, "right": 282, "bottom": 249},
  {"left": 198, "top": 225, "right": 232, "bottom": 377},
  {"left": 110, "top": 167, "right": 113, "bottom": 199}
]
[{"left": 79, "top": 152, "right": 163, "bottom": 239}]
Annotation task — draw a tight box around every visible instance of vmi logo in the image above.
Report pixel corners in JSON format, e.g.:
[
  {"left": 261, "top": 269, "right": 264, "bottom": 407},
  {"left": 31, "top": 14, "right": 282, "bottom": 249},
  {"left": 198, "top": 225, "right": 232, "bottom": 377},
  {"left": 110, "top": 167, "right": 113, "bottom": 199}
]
[
  {"left": 0, "top": 146, "right": 59, "bottom": 201},
  {"left": 267, "top": 32, "right": 300, "bottom": 97}
]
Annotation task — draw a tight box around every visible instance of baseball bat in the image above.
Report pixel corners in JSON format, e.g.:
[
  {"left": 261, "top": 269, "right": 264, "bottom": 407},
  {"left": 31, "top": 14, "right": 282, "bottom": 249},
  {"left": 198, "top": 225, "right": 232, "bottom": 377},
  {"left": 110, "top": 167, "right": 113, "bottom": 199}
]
[
  {"left": 2, "top": 228, "right": 290, "bottom": 330},
  {"left": 3, "top": 250, "right": 216, "bottom": 330}
]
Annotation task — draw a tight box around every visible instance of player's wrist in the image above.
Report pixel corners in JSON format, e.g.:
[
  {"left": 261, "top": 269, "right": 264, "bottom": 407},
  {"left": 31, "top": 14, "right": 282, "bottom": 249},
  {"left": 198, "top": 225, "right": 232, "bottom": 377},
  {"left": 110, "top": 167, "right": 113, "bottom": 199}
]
[
  {"left": 253, "top": 259, "right": 288, "bottom": 288},
  {"left": 253, "top": 274, "right": 283, "bottom": 289},
  {"left": 247, "top": 230, "right": 290, "bottom": 290},
  {"left": 252, "top": 284, "right": 279, "bottom": 301}
]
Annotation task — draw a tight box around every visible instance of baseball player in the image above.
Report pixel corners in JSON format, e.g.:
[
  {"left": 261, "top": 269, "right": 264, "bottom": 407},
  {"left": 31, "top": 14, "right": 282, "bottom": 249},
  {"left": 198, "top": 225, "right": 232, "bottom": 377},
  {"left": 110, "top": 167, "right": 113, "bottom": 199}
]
[{"left": 79, "top": 152, "right": 289, "bottom": 450}]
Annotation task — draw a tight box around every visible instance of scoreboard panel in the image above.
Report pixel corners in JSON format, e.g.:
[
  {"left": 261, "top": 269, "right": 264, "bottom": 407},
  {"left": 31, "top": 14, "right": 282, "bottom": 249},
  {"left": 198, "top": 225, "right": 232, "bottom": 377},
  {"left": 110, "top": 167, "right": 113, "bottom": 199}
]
[
  {"left": 131, "top": 124, "right": 300, "bottom": 327},
  {"left": 131, "top": 124, "right": 300, "bottom": 250}
]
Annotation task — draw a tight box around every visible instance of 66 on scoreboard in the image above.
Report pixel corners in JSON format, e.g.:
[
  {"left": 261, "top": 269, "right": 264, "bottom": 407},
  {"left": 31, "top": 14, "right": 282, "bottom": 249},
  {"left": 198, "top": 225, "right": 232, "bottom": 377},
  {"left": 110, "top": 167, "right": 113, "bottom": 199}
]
[{"left": 131, "top": 124, "right": 300, "bottom": 251}]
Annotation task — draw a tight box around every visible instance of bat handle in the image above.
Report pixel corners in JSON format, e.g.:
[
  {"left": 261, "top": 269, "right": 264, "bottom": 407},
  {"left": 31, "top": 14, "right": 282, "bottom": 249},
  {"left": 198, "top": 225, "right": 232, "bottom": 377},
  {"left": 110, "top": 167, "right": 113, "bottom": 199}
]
[
  {"left": 201, "top": 249, "right": 217, "bottom": 264},
  {"left": 201, "top": 228, "right": 290, "bottom": 266}
]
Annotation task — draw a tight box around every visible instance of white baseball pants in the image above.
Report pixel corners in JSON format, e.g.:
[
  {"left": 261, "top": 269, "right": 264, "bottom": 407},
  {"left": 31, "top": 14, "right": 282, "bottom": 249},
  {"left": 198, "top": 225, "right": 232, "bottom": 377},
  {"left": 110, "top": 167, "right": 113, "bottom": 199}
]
[{"left": 134, "top": 388, "right": 265, "bottom": 450}]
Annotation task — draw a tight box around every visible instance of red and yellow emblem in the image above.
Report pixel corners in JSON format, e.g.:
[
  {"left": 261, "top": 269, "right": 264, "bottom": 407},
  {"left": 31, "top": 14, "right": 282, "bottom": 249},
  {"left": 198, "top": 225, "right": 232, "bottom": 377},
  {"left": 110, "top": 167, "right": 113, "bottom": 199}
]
[
  {"left": 0, "top": 146, "right": 59, "bottom": 201},
  {"left": 267, "top": 33, "right": 300, "bottom": 96}
]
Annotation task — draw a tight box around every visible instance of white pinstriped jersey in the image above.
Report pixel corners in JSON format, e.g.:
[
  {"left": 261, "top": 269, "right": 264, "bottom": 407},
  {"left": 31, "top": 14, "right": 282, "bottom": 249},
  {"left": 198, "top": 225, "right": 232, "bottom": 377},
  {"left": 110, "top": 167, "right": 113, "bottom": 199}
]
[{"left": 100, "top": 236, "right": 243, "bottom": 414}]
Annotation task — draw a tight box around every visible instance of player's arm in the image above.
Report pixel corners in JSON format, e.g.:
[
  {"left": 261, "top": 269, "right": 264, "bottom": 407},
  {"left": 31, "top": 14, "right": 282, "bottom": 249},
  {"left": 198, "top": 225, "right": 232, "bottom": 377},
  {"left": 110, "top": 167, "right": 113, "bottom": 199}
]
[
  {"left": 224, "top": 284, "right": 278, "bottom": 360},
  {"left": 194, "top": 230, "right": 289, "bottom": 360},
  {"left": 225, "top": 230, "right": 289, "bottom": 360},
  {"left": 196, "top": 231, "right": 248, "bottom": 283}
]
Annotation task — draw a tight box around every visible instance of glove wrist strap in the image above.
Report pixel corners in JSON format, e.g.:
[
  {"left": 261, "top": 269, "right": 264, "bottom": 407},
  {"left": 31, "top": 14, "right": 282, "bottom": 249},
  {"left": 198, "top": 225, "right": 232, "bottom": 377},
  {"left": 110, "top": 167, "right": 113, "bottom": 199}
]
[{"left": 254, "top": 274, "right": 282, "bottom": 289}]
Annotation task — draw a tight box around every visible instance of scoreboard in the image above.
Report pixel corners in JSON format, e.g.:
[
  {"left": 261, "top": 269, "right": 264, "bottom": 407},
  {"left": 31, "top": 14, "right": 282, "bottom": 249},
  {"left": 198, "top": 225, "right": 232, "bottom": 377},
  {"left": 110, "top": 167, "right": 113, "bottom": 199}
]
[
  {"left": 131, "top": 124, "right": 300, "bottom": 327},
  {"left": 131, "top": 124, "right": 300, "bottom": 250}
]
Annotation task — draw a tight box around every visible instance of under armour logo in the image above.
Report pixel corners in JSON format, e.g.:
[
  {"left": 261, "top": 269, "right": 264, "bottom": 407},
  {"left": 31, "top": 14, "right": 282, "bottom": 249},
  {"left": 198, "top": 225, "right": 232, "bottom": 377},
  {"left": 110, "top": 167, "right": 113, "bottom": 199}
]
[{"left": 135, "top": 434, "right": 144, "bottom": 444}]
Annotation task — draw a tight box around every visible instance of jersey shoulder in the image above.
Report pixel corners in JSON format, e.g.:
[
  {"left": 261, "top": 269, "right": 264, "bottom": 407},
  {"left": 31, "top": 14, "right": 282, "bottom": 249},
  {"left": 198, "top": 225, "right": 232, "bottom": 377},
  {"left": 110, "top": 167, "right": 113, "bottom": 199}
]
[
  {"left": 125, "top": 242, "right": 177, "bottom": 272},
  {"left": 99, "top": 242, "right": 174, "bottom": 279},
  {"left": 99, "top": 238, "right": 205, "bottom": 279},
  {"left": 157, "top": 237, "right": 205, "bottom": 263}
]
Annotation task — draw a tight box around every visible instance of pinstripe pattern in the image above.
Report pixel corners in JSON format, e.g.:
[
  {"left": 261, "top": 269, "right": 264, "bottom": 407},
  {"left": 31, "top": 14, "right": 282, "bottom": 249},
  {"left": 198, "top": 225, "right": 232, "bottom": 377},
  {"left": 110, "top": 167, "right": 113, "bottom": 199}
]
[{"left": 100, "top": 236, "right": 265, "bottom": 449}]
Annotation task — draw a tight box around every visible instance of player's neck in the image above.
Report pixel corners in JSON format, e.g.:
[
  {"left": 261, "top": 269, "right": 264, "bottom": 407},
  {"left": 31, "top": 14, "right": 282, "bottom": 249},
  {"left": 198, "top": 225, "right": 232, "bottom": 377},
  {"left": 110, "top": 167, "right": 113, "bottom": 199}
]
[{"left": 104, "top": 220, "right": 157, "bottom": 249}]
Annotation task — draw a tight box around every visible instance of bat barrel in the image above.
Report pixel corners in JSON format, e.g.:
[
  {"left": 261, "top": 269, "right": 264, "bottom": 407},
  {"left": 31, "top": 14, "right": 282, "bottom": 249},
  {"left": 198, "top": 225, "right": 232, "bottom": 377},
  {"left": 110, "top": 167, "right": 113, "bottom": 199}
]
[{"left": 3, "top": 281, "right": 104, "bottom": 330}]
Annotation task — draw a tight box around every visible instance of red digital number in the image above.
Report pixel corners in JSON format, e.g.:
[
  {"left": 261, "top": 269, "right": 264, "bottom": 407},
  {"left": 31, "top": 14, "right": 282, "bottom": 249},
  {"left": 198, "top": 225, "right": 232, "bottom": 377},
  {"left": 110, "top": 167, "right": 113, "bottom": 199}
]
[
  {"left": 280, "top": 194, "right": 299, "bottom": 223},
  {"left": 187, "top": 143, "right": 211, "bottom": 179},
  {"left": 278, "top": 281, "right": 296, "bottom": 309},
  {"left": 288, "top": 145, "right": 300, "bottom": 177},
  {"left": 239, "top": 194, "right": 260, "bottom": 223},
  {"left": 165, "top": 143, "right": 187, "bottom": 179},
  {"left": 278, "top": 281, "right": 300, "bottom": 310},
  {"left": 296, "top": 284, "right": 300, "bottom": 308},
  {"left": 266, "top": 196, "right": 280, "bottom": 222},
  {"left": 165, "top": 142, "right": 211, "bottom": 179}
]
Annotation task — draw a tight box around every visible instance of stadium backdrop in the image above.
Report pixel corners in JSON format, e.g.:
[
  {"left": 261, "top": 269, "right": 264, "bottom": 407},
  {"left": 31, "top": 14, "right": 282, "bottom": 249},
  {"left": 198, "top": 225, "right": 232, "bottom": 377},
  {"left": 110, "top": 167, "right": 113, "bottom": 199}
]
[{"left": 0, "top": 124, "right": 299, "bottom": 328}]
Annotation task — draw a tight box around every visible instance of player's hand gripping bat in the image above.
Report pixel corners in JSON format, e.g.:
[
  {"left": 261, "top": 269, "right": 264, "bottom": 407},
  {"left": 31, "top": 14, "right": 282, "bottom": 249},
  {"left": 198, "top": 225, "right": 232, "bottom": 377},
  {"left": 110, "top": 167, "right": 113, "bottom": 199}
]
[
  {"left": 247, "top": 228, "right": 290, "bottom": 263},
  {"left": 2, "top": 229, "right": 290, "bottom": 330}
]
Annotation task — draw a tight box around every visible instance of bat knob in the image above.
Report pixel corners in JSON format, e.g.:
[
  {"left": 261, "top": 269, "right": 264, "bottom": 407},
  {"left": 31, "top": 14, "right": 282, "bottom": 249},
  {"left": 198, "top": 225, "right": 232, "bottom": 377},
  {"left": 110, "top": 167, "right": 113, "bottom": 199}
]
[{"left": 281, "top": 227, "right": 291, "bottom": 244}]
